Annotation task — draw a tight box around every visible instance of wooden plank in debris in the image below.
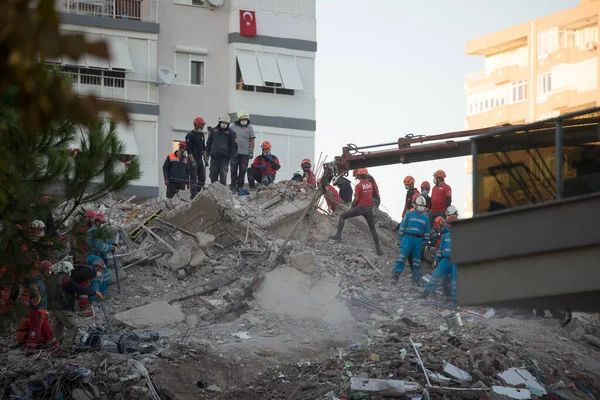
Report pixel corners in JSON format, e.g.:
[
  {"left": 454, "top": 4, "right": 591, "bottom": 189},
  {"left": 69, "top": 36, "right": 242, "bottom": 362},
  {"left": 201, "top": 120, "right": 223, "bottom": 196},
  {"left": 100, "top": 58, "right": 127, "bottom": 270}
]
[
  {"left": 129, "top": 210, "right": 164, "bottom": 240},
  {"left": 140, "top": 225, "right": 177, "bottom": 253},
  {"left": 362, "top": 254, "right": 384, "bottom": 276},
  {"left": 262, "top": 195, "right": 283, "bottom": 210}
]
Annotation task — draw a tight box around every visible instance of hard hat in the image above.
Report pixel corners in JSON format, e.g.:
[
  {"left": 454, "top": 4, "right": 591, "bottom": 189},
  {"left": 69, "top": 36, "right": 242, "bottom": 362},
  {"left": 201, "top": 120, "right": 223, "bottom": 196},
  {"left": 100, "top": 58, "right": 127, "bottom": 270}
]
[
  {"left": 86, "top": 254, "right": 105, "bottom": 267},
  {"left": 420, "top": 181, "right": 431, "bottom": 190},
  {"left": 433, "top": 169, "right": 447, "bottom": 179},
  {"left": 218, "top": 114, "right": 231, "bottom": 124},
  {"left": 53, "top": 261, "right": 74, "bottom": 275},
  {"left": 31, "top": 220, "right": 45, "bottom": 230},
  {"left": 193, "top": 117, "right": 206, "bottom": 126},
  {"left": 84, "top": 209, "right": 97, "bottom": 218},
  {"left": 237, "top": 110, "right": 250, "bottom": 120},
  {"left": 301, "top": 158, "right": 312, "bottom": 167},
  {"left": 411, "top": 192, "right": 421, "bottom": 202},
  {"left": 354, "top": 168, "right": 369, "bottom": 177},
  {"left": 40, "top": 260, "right": 53, "bottom": 271},
  {"left": 261, "top": 141, "right": 272, "bottom": 151},
  {"left": 433, "top": 216, "right": 445, "bottom": 230},
  {"left": 94, "top": 214, "right": 107, "bottom": 224},
  {"left": 446, "top": 205, "right": 458, "bottom": 215},
  {"left": 446, "top": 215, "right": 459, "bottom": 224},
  {"left": 415, "top": 196, "right": 427, "bottom": 206},
  {"left": 178, "top": 140, "right": 187, "bottom": 149},
  {"left": 294, "top": 169, "right": 303, "bottom": 175},
  {"left": 403, "top": 176, "right": 415, "bottom": 185}
]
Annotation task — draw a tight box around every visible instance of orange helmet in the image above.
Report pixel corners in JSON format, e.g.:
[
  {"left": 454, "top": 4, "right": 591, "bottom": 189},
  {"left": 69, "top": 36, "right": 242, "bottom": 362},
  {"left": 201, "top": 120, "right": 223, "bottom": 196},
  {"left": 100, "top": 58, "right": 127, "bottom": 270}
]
[
  {"left": 301, "top": 158, "right": 311, "bottom": 167},
  {"left": 433, "top": 216, "right": 445, "bottom": 230},
  {"left": 261, "top": 141, "right": 272, "bottom": 151},
  {"left": 433, "top": 170, "right": 446, "bottom": 179},
  {"left": 355, "top": 168, "right": 369, "bottom": 177},
  {"left": 403, "top": 176, "right": 415, "bottom": 185},
  {"left": 421, "top": 181, "right": 430, "bottom": 190}
]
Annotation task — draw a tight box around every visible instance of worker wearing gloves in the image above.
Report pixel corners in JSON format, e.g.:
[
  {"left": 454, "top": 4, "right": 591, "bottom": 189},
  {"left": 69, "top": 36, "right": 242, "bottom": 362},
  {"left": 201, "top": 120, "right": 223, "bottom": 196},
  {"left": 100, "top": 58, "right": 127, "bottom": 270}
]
[
  {"left": 430, "top": 170, "right": 452, "bottom": 225},
  {"left": 248, "top": 141, "right": 280, "bottom": 187},
  {"left": 402, "top": 176, "right": 420, "bottom": 218},
  {"left": 393, "top": 196, "right": 431, "bottom": 284},
  {"left": 333, "top": 176, "right": 353, "bottom": 204},
  {"left": 25, "top": 260, "right": 60, "bottom": 355},
  {"left": 185, "top": 117, "right": 208, "bottom": 200},
  {"left": 163, "top": 141, "right": 189, "bottom": 199},
  {"left": 207, "top": 114, "right": 238, "bottom": 185},
  {"left": 87, "top": 213, "right": 115, "bottom": 265},
  {"left": 229, "top": 110, "right": 255, "bottom": 194},
  {"left": 328, "top": 168, "right": 383, "bottom": 255},
  {"left": 420, "top": 215, "right": 459, "bottom": 304},
  {"left": 86, "top": 255, "right": 111, "bottom": 301},
  {"left": 48, "top": 261, "right": 102, "bottom": 352},
  {"left": 301, "top": 159, "right": 316, "bottom": 185},
  {"left": 420, "top": 181, "right": 432, "bottom": 210}
]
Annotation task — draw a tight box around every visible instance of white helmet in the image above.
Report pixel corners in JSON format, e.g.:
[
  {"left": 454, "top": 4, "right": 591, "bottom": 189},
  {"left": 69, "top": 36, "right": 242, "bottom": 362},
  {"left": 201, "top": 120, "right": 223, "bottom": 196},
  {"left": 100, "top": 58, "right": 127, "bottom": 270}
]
[
  {"left": 415, "top": 196, "right": 427, "bottom": 207},
  {"left": 218, "top": 114, "right": 231, "bottom": 124},
  {"left": 237, "top": 110, "right": 250, "bottom": 120},
  {"left": 53, "top": 261, "right": 74, "bottom": 275},
  {"left": 31, "top": 220, "right": 45, "bottom": 237},
  {"left": 294, "top": 169, "right": 303, "bottom": 176},
  {"left": 446, "top": 205, "right": 458, "bottom": 215}
]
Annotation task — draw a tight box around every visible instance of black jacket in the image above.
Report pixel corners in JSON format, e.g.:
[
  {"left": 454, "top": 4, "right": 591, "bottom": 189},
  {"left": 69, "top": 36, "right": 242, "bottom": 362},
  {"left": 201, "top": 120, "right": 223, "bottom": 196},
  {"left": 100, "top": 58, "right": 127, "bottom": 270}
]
[
  {"left": 335, "top": 178, "right": 353, "bottom": 203},
  {"left": 185, "top": 130, "right": 206, "bottom": 160},
  {"left": 207, "top": 126, "right": 238, "bottom": 159},
  {"left": 162, "top": 151, "right": 188, "bottom": 183},
  {"left": 48, "top": 273, "right": 97, "bottom": 311}
]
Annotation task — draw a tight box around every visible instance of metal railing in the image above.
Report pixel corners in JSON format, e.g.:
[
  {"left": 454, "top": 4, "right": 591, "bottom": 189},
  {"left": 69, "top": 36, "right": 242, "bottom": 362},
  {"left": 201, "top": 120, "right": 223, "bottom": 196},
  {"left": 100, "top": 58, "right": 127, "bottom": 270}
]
[
  {"left": 69, "top": 72, "right": 158, "bottom": 104},
  {"left": 56, "top": 0, "right": 158, "bottom": 23}
]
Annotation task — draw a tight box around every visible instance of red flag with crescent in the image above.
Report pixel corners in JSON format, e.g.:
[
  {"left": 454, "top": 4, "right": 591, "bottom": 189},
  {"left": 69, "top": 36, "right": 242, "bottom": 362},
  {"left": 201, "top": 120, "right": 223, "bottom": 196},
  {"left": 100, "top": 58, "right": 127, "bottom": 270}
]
[{"left": 240, "top": 10, "right": 257, "bottom": 37}]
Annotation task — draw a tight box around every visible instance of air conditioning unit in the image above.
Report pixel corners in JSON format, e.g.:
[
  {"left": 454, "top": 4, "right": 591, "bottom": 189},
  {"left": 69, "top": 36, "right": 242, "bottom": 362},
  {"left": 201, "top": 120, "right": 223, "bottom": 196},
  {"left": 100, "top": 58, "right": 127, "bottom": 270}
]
[{"left": 585, "top": 41, "right": 597, "bottom": 51}]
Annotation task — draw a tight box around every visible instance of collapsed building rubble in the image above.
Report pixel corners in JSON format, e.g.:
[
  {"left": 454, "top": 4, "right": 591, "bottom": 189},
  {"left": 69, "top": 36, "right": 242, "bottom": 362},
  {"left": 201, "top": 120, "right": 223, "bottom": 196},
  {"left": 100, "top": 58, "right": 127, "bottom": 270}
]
[{"left": 2, "top": 180, "right": 600, "bottom": 399}]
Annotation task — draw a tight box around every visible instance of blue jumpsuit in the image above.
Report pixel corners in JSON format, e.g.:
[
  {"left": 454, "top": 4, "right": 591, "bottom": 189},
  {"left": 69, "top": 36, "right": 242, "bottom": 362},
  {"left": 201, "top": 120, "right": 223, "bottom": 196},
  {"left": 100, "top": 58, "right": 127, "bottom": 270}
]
[
  {"left": 424, "top": 230, "right": 458, "bottom": 302},
  {"left": 86, "top": 255, "right": 110, "bottom": 300},
  {"left": 394, "top": 209, "right": 430, "bottom": 282},
  {"left": 87, "top": 226, "right": 115, "bottom": 264}
]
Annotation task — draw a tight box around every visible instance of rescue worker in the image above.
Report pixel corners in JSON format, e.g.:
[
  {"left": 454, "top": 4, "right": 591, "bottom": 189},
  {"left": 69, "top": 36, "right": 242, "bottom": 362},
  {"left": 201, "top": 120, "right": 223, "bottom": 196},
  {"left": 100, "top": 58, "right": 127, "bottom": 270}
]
[
  {"left": 301, "top": 159, "right": 316, "bottom": 185},
  {"left": 162, "top": 141, "right": 189, "bottom": 199},
  {"left": 328, "top": 168, "right": 383, "bottom": 255},
  {"left": 333, "top": 176, "right": 353, "bottom": 204},
  {"left": 430, "top": 170, "right": 452, "bottom": 225},
  {"left": 86, "top": 255, "right": 111, "bottom": 301},
  {"left": 48, "top": 261, "right": 102, "bottom": 352},
  {"left": 291, "top": 169, "right": 304, "bottom": 183},
  {"left": 430, "top": 216, "right": 446, "bottom": 249},
  {"left": 185, "top": 117, "right": 208, "bottom": 200},
  {"left": 24, "top": 260, "right": 60, "bottom": 355},
  {"left": 393, "top": 196, "right": 430, "bottom": 284},
  {"left": 71, "top": 209, "right": 96, "bottom": 265},
  {"left": 207, "top": 114, "right": 238, "bottom": 185},
  {"left": 353, "top": 169, "right": 381, "bottom": 207},
  {"left": 229, "top": 110, "right": 255, "bottom": 194},
  {"left": 402, "top": 176, "right": 420, "bottom": 218},
  {"left": 248, "top": 141, "right": 281, "bottom": 187},
  {"left": 420, "top": 215, "right": 459, "bottom": 304},
  {"left": 321, "top": 177, "right": 343, "bottom": 212},
  {"left": 71, "top": 263, "right": 97, "bottom": 309},
  {"left": 16, "top": 317, "right": 49, "bottom": 345},
  {"left": 446, "top": 205, "right": 460, "bottom": 219},
  {"left": 420, "top": 181, "right": 432, "bottom": 210},
  {"left": 87, "top": 214, "right": 115, "bottom": 265}
]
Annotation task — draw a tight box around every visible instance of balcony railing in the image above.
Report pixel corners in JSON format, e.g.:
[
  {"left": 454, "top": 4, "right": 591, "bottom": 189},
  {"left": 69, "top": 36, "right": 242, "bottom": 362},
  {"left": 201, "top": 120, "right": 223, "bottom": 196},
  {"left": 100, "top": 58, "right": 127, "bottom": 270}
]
[
  {"left": 56, "top": 0, "right": 158, "bottom": 23},
  {"left": 68, "top": 72, "right": 158, "bottom": 104}
]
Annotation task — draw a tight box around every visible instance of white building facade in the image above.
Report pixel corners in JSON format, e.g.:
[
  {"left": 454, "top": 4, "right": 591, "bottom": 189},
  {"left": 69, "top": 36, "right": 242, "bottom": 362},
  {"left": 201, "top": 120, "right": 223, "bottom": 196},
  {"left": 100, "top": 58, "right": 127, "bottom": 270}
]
[{"left": 54, "top": 0, "right": 316, "bottom": 197}]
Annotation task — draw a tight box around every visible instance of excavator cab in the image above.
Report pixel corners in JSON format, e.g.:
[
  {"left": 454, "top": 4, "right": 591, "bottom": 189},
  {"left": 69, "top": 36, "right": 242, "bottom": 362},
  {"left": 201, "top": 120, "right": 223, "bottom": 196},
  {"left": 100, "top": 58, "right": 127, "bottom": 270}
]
[{"left": 453, "top": 107, "right": 600, "bottom": 312}]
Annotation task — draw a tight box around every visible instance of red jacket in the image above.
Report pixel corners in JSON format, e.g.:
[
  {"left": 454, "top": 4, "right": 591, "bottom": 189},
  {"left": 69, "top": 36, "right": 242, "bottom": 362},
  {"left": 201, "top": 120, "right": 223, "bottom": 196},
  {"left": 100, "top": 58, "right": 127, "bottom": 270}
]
[
  {"left": 303, "top": 169, "right": 316, "bottom": 185},
  {"left": 324, "top": 185, "right": 342, "bottom": 210},
  {"left": 251, "top": 154, "right": 281, "bottom": 175}
]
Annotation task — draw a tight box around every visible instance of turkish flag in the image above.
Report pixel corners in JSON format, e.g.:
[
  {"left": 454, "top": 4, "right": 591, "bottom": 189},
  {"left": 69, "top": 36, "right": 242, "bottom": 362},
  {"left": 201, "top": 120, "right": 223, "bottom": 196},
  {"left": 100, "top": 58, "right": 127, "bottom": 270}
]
[{"left": 240, "top": 10, "right": 257, "bottom": 37}]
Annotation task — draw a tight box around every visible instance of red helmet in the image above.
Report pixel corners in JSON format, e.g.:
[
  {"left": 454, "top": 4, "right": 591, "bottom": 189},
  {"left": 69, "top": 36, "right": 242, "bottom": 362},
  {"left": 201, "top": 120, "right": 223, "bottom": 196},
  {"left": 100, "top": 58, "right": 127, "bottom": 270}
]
[
  {"left": 420, "top": 181, "right": 431, "bottom": 190},
  {"left": 403, "top": 176, "right": 415, "bottom": 185},
  {"left": 84, "top": 209, "right": 96, "bottom": 218},
  {"left": 40, "top": 260, "right": 53, "bottom": 271},
  {"left": 193, "top": 117, "right": 206, "bottom": 127},
  {"left": 94, "top": 214, "right": 107, "bottom": 224},
  {"left": 178, "top": 141, "right": 187, "bottom": 149},
  {"left": 301, "top": 158, "right": 312, "bottom": 167},
  {"left": 434, "top": 169, "right": 447, "bottom": 179},
  {"left": 411, "top": 192, "right": 421, "bottom": 203},
  {"left": 261, "top": 141, "right": 272, "bottom": 151},
  {"left": 433, "top": 216, "right": 445, "bottom": 230}
]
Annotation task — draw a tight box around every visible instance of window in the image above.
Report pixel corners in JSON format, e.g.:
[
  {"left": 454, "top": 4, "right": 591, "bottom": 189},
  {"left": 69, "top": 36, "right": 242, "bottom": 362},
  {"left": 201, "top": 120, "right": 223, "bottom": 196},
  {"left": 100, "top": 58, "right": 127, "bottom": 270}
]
[
  {"left": 174, "top": 53, "right": 205, "bottom": 86},
  {"left": 537, "top": 72, "right": 551, "bottom": 96},
  {"left": 236, "top": 60, "right": 294, "bottom": 96},
  {"left": 61, "top": 66, "right": 125, "bottom": 88},
  {"left": 538, "top": 28, "right": 558, "bottom": 58},
  {"left": 511, "top": 80, "right": 527, "bottom": 103}
]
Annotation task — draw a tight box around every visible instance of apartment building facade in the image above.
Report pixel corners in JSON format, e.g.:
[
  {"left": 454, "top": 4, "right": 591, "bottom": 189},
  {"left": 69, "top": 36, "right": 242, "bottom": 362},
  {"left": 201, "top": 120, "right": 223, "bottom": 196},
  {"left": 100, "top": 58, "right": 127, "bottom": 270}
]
[
  {"left": 53, "top": 0, "right": 316, "bottom": 197},
  {"left": 462, "top": 0, "right": 600, "bottom": 217}
]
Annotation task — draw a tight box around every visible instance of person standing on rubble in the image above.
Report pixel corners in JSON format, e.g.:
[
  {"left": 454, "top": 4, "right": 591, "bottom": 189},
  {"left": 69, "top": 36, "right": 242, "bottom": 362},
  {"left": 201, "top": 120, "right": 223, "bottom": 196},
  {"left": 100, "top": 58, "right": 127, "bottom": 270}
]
[
  {"left": 87, "top": 214, "right": 116, "bottom": 265},
  {"left": 207, "top": 114, "right": 238, "bottom": 185},
  {"left": 420, "top": 215, "right": 459, "bottom": 304},
  {"left": 248, "top": 141, "right": 281, "bottom": 187},
  {"left": 163, "top": 141, "right": 189, "bottom": 199},
  {"left": 301, "top": 159, "right": 316, "bottom": 185},
  {"left": 430, "top": 170, "right": 452, "bottom": 224},
  {"left": 186, "top": 117, "right": 208, "bottom": 200},
  {"left": 354, "top": 170, "right": 381, "bottom": 208},
  {"left": 328, "top": 168, "right": 383, "bottom": 255},
  {"left": 47, "top": 261, "right": 102, "bottom": 352},
  {"left": 86, "top": 255, "right": 111, "bottom": 301},
  {"left": 334, "top": 176, "right": 353, "bottom": 204},
  {"left": 229, "top": 110, "right": 255, "bottom": 194},
  {"left": 420, "top": 181, "right": 432, "bottom": 210},
  {"left": 24, "top": 260, "right": 60, "bottom": 355},
  {"left": 393, "top": 196, "right": 430, "bottom": 284},
  {"left": 402, "top": 176, "right": 419, "bottom": 218}
]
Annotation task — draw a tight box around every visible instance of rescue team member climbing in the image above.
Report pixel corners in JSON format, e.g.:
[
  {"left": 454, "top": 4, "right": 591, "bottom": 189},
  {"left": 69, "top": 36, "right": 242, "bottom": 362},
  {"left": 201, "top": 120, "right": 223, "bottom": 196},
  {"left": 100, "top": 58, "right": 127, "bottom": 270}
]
[
  {"left": 185, "top": 117, "right": 208, "bottom": 200},
  {"left": 207, "top": 114, "right": 238, "bottom": 185},
  {"left": 430, "top": 169, "right": 452, "bottom": 225},
  {"left": 402, "top": 176, "right": 420, "bottom": 218},
  {"left": 393, "top": 196, "right": 430, "bottom": 284},
  {"left": 248, "top": 141, "right": 281, "bottom": 187},
  {"left": 301, "top": 159, "right": 316, "bottom": 185},
  {"left": 420, "top": 181, "right": 432, "bottom": 210},
  {"left": 162, "top": 141, "right": 189, "bottom": 199},
  {"left": 328, "top": 168, "right": 383, "bottom": 255},
  {"left": 421, "top": 215, "right": 459, "bottom": 304},
  {"left": 229, "top": 110, "right": 255, "bottom": 195},
  {"left": 25, "top": 260, "right": 60, "bottom": 355}
]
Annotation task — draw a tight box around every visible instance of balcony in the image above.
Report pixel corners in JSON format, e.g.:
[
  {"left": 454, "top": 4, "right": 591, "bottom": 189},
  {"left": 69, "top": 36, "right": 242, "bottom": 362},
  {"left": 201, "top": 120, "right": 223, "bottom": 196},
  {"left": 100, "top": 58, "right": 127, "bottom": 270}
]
[
  {"left": 68, "top": 71, "right": 158, "bottom": 104},
  {"left": 56, "top": 0, "right": 158, "bottom": 23},
  {"left": 466, "top": 64, "right": 529, "bottom": 88}
]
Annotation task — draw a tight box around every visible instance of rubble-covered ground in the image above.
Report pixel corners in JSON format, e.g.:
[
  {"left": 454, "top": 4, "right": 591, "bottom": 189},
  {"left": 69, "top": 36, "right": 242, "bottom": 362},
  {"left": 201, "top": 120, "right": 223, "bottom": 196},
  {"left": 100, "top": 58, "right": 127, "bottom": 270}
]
[{"left": 1, "top": 181, "right": 600, "bottom": 400}]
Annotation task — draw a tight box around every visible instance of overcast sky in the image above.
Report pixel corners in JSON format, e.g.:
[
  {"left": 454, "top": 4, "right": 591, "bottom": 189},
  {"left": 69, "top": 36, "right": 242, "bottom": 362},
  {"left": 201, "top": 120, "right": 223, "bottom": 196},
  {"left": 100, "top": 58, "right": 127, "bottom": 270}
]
[{"left": 315, "top": 0, "right": 578, "bottom": 221}]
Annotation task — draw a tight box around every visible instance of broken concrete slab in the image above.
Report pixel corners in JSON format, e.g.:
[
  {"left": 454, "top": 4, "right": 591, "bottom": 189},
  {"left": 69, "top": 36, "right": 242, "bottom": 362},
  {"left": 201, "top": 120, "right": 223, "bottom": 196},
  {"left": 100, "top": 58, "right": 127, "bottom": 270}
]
[
  {"left": 349, "top": 377, "right": 420, "bottom": 395},
  {"left": 255, "top": 266, "right": 354, "bottom": 325},
  {"left": 259, "top": 198, "right": 312, "bottom": 238},
  {"left": 195, "top": 232, "right": 215, "bottom": 250},
  {"left": 114, "top": 301, "right": 185, "bottom": 329},
  {"left": 166, "top": 244, "right": 192, "bottom": 271},
  {"left": 190, "top": 248, "right": 207, "bottom": 267},
  {"left": 166, "top": 184, "right": 231, "bottom": 234},
  {"left": 289, "top": 250, "right": 316, "bottom": 274}
]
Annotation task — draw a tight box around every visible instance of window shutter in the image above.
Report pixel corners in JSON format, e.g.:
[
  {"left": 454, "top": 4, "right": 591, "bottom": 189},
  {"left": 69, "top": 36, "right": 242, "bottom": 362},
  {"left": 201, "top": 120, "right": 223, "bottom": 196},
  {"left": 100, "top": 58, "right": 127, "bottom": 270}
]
[{"left": 175, "top": 53, "right": 190, "bottom": 85}]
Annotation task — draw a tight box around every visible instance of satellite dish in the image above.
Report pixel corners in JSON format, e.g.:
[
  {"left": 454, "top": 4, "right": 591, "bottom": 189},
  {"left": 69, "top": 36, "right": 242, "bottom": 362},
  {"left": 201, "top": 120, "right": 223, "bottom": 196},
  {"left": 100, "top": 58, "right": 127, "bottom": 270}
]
[
  {"left": 207, "top": 0, "right": 225, "bottom": 7},
  {"left": 158, "top": 66, "right": 176, "bottom": 85}
]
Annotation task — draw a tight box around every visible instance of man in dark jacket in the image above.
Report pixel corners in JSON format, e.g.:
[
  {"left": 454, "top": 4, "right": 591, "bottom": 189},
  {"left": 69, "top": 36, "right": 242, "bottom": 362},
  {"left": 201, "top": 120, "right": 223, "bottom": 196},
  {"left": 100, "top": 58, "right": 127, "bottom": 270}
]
[
  {"left": 334, "top": 176, "right": 353, "bottom": 204},
  {"left": 162, "top": 141, "right": 188, "bottom": 199},
  {"left": 48, "top": 261, "right": 101, "bottom": 351},
  {"left": 185, "top": 117, "right": 208, "bottom": 200},
  {"left": 229, "top": 110, "right": 255, "bottom": 194},
  {"left": 207, "top": 114, "right": 238, "bottom": 185},
  {"left": 248, "top": 141, "right": 280, "bottom": 187}
]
